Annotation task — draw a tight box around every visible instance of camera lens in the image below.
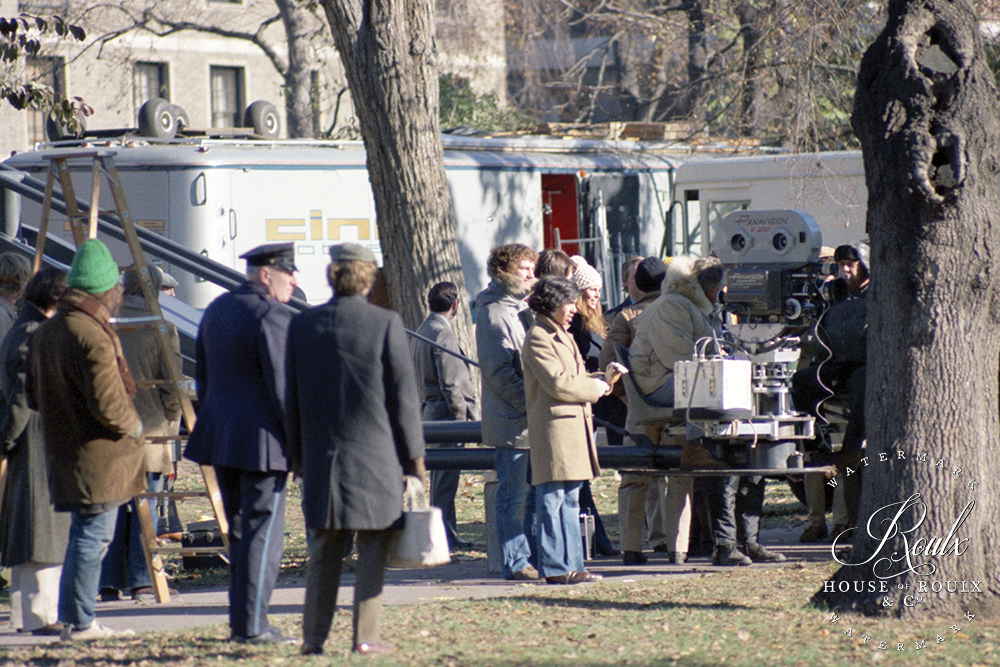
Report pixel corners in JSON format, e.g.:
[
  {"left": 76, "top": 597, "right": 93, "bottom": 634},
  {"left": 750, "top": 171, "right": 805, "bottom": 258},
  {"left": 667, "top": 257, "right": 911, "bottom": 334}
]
[
  {"left": 772, "top": 232, "right": 789, "bottom": 251},
  {"left": 731, "top": 233, "right": 747, "bottom": 252}
]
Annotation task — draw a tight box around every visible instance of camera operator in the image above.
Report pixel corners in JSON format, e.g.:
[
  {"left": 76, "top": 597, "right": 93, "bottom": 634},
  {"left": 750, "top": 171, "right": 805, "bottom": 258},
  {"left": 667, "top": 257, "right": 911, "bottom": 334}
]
[{"left": 790, "top": 244, "right": 869, "bottom": 540}]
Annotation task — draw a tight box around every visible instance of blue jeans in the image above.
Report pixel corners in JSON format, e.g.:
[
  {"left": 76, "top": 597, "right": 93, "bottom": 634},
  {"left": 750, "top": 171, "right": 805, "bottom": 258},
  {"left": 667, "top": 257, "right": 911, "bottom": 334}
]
[
  {"left": 59, "top": 507, "right": 120, "bottom": 630},
  {"left": 534, "top": 481, "right": 585, "bottom": 578},
  {"left": 494, "top": 448, "right": 534, "bottom": 578},
  {"left": 100, "top": 472, "right": 164, "bottom": 592}
]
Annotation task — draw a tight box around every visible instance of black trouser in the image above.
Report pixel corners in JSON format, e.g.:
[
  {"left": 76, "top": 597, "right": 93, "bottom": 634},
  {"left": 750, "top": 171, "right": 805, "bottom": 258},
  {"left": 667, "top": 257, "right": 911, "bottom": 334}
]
[
  {"left": 697, "top": 475, "right": 765, "bottom": 547},
  {"left": 791, "top": 362, "right": 865, "bottom": 452},
  {"left": 215, "top": 466, "right": 288, "bottom": 639}
]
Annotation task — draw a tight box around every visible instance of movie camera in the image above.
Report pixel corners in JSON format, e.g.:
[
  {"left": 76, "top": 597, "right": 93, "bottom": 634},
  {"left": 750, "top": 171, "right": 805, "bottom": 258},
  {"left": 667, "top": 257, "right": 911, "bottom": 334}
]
[{"left": 675, "top": 210, "right": 833, "bottom": 469}]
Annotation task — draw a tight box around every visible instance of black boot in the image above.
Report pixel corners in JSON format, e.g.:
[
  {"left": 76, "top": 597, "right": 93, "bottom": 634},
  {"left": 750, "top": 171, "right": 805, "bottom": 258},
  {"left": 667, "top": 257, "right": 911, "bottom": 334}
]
[{"left": 712, "top": 542, "right": 751, "bottom": 566}]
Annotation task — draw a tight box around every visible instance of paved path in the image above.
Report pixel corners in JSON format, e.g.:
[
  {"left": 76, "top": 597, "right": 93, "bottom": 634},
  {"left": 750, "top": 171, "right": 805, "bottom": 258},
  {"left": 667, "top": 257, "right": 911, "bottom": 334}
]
[{"left": 0, "top": 526, "right": 838, "bottom": 647}]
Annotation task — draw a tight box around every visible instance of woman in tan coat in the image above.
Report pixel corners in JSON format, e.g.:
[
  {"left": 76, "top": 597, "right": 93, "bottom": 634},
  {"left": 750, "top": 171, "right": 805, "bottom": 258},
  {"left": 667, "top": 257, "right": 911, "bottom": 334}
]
[{"left": 522, "top": 277, "right": 611, "bottom": 584}]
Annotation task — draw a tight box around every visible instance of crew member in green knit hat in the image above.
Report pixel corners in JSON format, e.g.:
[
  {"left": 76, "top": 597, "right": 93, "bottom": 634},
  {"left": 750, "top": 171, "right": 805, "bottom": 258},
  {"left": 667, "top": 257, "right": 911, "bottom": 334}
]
[
  {"left": 66, "top": 239, "right": 121, "bottom": 294},
  {"left": 26, "top": 237, "right": 143, "bottom": 641}
]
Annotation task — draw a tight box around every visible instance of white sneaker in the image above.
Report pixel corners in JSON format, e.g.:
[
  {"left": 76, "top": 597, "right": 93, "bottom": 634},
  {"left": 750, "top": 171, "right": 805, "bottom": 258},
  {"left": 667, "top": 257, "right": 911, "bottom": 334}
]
[{"left": 60, "top": 621, "right": 136, "bottom": 641}]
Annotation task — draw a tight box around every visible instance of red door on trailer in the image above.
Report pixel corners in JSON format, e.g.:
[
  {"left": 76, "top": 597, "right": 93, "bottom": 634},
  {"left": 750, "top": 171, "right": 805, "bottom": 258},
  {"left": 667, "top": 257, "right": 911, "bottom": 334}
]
[{"left": 542, "top": 174, "right": 580, "bottom": 255}]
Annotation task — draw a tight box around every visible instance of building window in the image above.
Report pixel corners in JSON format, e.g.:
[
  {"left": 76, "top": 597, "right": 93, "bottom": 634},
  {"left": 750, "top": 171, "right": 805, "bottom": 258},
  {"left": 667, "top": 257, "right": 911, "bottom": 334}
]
[
  {"left": 25, "top": 56, "right": 65, "bottom": 145},
  {"left": 210, "top": 66, "right": 244, "bottom": 128},
  {"left": 134, "top": 61, "right": 170, "bottom": 113}
]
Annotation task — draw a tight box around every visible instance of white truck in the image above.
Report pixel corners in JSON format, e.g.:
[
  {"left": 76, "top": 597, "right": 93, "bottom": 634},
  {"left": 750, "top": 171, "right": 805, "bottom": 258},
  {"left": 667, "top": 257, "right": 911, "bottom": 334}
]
[{"left": 2, "top": 134, "right": 679, "bottom": 308}]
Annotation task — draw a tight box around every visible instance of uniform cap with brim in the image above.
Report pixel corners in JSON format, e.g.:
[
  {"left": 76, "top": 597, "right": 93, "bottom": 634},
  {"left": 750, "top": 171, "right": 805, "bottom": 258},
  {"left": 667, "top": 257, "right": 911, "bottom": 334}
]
[
  {"left": 67, "top": 239, "right": 120, "bottom": 294},
  {"left": 329, "top": 242, "right": 376, "bottom": 263},
  {"left": 240, "top": 242, "right": 297, "bottom": 272}
]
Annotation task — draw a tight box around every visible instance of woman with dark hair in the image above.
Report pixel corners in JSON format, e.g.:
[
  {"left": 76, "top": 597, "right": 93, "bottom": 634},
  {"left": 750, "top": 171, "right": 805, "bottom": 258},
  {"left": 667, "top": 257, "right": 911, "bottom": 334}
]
[
  {"left": 535, "top": 249, "right": 574, "bottom": 280},
  {"left": 522, "top": 276, "right": 611, "bottom": 584},
  {"left": 0, "top": 267, "right": 69, "bottom": 635}
]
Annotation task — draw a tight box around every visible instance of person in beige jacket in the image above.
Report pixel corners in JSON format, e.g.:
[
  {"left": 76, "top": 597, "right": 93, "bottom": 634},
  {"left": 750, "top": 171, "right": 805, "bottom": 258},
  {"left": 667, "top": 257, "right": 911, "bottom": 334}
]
[
  {"left": 522, "top": 276, "right": 612, "bottom": 585},
  {"left": 99, "top": 266, "right": 182, "bottom": 602}
]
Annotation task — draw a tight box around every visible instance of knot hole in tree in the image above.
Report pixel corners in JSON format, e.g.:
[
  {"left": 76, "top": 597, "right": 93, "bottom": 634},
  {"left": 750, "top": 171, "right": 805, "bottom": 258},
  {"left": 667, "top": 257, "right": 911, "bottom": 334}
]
[{"left": 914, "top": 27, "right": 963, "bottom": 198}]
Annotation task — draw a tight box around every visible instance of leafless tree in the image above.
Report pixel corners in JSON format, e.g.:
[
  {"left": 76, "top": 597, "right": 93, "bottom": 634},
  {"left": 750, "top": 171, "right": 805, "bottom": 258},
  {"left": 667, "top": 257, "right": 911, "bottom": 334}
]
[
  {"left": 63, "top": 0, "right": 344, "bottom": 138},
  {"left": 506, "top": 0, "right": 882, "bottom": 150}
]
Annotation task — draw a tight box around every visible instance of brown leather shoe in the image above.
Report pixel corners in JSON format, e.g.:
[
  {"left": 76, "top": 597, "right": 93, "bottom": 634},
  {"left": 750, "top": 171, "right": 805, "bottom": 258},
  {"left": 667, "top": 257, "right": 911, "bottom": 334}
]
[
  {"left": 508, "top": 565, "right": 540, "bottom": 580},
  {"left": 353, "top": 643, "right": 396, "bottom": 655},
  {"left": 301, "top": 643, "right": 323, "bottom": 655},
  {"left": 546, "top": 571, "right": 603, "bottom": 584},
  {"left": 680, "top": 445, "right": 727, "bottom": 469}
]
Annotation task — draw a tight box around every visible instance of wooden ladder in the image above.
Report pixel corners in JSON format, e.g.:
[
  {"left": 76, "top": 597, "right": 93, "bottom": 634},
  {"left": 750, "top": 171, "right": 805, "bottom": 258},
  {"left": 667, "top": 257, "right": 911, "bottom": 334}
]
[{"left": 33, "top": 150, "right": 229, "bottom": 603}]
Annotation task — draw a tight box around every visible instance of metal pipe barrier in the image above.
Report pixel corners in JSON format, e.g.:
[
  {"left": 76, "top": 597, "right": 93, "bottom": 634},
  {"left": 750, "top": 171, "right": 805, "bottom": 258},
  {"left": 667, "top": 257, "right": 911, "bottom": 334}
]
[{"left": 422, "top": 420, "right": 682, "bottom": 471}]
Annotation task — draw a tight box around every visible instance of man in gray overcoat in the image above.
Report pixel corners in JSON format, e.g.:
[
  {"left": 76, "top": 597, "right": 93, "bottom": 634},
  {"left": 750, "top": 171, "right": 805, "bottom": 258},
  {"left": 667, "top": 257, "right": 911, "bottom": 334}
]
[
  {"left": 287, "top": 243, "right": 425, "bottom": 656},
  {"left": 411, "top": 281, "right": 479, "bottom": 548}
]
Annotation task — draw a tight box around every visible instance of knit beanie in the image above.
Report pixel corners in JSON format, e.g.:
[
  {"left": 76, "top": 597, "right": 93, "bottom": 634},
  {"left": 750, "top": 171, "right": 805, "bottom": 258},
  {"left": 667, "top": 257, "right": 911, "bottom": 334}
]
[
  {"left": 67, "top": 239, "right": 120, "bottom": 294},
  {"left": 634, "top": 256, "right": 666, "bottom": 293},
  {"left": 570, "top": 256, "right": 602, "bottom": 291}
]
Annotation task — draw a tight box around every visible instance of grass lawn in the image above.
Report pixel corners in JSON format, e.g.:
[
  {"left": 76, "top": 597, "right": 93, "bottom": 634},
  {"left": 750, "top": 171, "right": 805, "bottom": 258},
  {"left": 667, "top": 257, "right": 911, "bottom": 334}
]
[{"left": 3, "top": 464, "right": 997, "bottom": 666}]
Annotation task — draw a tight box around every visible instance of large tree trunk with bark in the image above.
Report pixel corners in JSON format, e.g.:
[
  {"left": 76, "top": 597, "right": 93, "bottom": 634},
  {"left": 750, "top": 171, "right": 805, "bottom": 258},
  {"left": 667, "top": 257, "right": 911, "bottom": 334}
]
[
  {"left": 814, "top": 0, "right": 1000, "bottom": 619},
  {"left": 318, "top": 0, "right": 475, "bottom": 354}
]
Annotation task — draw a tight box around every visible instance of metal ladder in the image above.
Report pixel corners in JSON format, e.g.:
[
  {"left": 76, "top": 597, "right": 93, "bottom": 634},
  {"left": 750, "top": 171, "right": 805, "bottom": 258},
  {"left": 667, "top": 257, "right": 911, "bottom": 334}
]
[{"left": 33, "top": 150, "right": 229, "bottom": 603}]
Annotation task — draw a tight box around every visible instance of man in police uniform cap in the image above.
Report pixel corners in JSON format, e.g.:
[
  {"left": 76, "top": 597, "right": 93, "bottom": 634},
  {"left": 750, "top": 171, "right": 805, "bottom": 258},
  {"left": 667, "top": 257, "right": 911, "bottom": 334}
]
[{"left": 185, "top": 242, "right": 297, "bottom": 643}]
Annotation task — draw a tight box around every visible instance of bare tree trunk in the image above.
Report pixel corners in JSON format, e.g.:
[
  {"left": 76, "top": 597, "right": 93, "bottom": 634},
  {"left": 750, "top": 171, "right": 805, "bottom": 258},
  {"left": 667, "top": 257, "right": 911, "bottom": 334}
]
[
  {"left": 735, "top": 1, "right": 761, "bottom": 136},
  {"left": 317, "top": 0, "right": 475, "bottom": 356},
  {"left": 814, "top": 0, "right": 1000, "bottom": 619},
  {"left": 682, "top": 0, "right": 708, "bottom": 125},
  {"left": 275, "top": 0, "right": 315, "bottom": 138}
]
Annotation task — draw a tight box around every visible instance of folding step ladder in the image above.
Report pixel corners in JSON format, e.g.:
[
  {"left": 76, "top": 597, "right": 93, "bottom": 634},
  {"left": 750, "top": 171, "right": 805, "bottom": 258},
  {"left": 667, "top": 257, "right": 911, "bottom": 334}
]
[{"left": 33, "top": 150, "right": 229, "bottom": 603}]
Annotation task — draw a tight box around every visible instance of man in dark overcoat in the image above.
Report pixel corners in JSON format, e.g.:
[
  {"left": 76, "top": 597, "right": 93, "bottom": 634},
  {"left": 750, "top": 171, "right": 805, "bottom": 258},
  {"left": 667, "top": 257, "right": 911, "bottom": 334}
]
[
  {"left": 411, "top": 281, "right": 479, "bottom": 548},
  {"left": 184, "top": 243, "right": 297, "bottom": 644},
  {"left": 0, "top": 268, "right": 69, "bottom": 636},
  {"left": 287, "top": 243, "right": 425, "bottom": 656}
]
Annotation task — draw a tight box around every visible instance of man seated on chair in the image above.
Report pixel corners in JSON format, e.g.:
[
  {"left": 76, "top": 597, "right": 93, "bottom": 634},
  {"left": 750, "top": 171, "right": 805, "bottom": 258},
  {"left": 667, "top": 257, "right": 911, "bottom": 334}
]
[{"left": 629, "top": 255, "right": 786, "bottom": 566}]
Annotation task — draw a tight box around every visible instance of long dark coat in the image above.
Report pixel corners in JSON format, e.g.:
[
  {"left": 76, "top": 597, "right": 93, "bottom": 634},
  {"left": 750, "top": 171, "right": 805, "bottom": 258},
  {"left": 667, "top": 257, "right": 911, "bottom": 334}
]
[
  {"left": 185, "top": 282, "right": 292, "bottom": 472},
  {"left": 285, "top": 294, "right": 425, "bottom": 531},
  {"left": 0, "top": 305, "right": 71, "bottom": 566}
]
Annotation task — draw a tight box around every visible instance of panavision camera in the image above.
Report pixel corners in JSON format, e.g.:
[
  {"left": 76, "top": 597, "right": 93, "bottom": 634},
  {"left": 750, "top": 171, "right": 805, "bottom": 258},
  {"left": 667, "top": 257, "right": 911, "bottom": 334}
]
[
  {"left": 714, "top": 210, "right": 833, "bottom": 327},
  {"left": 672, "top": 210, "right": 833, "bottom": 469}
]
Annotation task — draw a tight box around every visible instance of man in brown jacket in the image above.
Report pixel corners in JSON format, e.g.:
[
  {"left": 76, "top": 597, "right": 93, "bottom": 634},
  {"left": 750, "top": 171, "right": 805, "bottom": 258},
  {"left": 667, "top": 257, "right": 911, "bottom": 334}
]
[
  {"left": 27, "top": 239, "right": 144, "bottom": 641},
  {"left": 597, "top": 257, "right": 687, "bottom": 565}
]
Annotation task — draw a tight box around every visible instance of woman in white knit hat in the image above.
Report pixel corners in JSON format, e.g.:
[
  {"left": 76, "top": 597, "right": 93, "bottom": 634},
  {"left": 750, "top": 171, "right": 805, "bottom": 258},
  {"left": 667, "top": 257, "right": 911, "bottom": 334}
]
[{"left": 566, "top": 256, "right": 622, "bottom": 558}]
